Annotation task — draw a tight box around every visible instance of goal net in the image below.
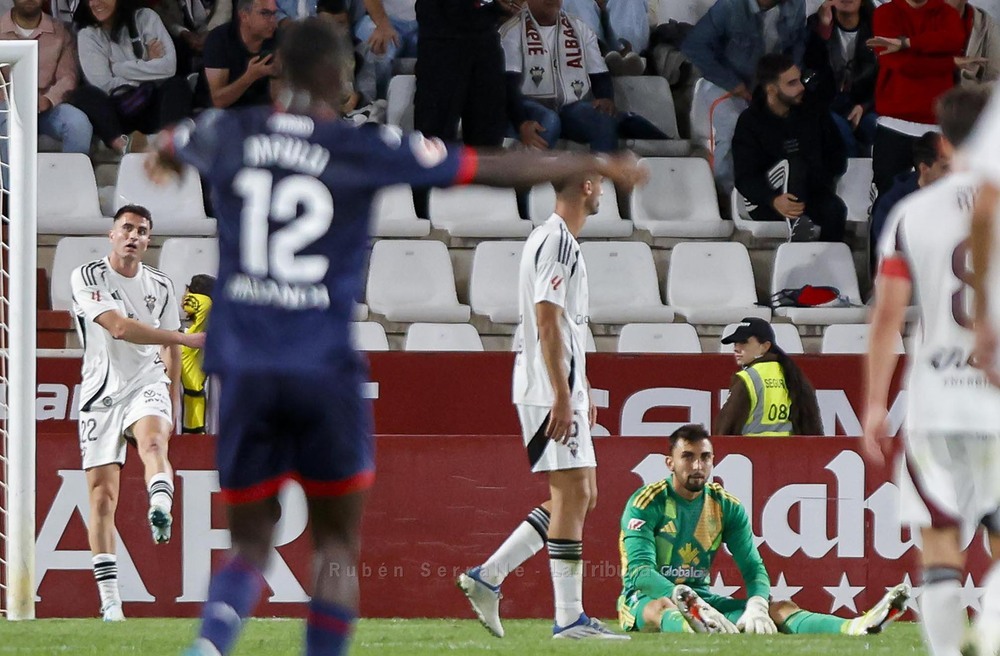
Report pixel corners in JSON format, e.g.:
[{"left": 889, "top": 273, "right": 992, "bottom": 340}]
[{"left": 0, "top": 40, "right": 37, "bottom": 621}]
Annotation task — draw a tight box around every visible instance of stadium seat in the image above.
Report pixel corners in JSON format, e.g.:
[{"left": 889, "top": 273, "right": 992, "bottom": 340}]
[
  {"left": 386, "top": 74, "right": 415, "bottom": 132},
  {"left": 837, "top": 158, "right": 875, "bottom": 224},
  {"left": 582, "top": 242, "right": 675, "bottom": 322},
  {"left": 513, "top": 323, "right": 597, "bottom": 352},
  {"left": 719, "top": 322, "right": 805, "bottom": 354},
  {"left": 821, "top": 323, "right": 904, "bottom": 354},
  {"left": 37, "top": 154, "right": 111, "bottom": 235},
  {"left": 528, "top": 180, "right": 632, "bottom": 238},
  {"left": 114, "top": 154, "right": 217, "bottom": 236},
  {"left": 631, "top": 158, "right": 733, "bottom": 238},
  {"left": 770, "top": 242, "right": 868, "bottom": 324},
  {"left": 158, "top": 238, "right": 219, "bottom": 298},
  {"left": 50, "top": 237, "right": 115, "bottom": 311},
  {"left": 612, "top": 76, "right": 690, "bottom": 157},
  {"left": 730, "top": 188, "right": 790, "bottom": 239},
  {"left": 469, "top": 241, "right": 524, "bottom": 323},
  {"left": 351, "top": 321, "right": 389, "bottom": 351},
  {"left": 666, "top": 241, "right": 771, "bottom": 323},
  {"left": 429, "top": 185, "right": 532, "bottom": 238},
  {"left": 371, "top": 184, "right": 430, "bottom": 237},
  {"left": 366, "top": 240, "right": 470, "bottom": 322},
  {"left": 404, "top": 322, "right": 484, "bottom": 351},
  {"left": 617, "top": 323, "right": 701, "bottom": 353}
]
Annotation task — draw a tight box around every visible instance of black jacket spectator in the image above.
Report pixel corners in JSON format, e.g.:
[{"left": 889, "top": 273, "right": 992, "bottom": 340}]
[{"left": 803, "top": 4, "right": 877, "bottom": 118}]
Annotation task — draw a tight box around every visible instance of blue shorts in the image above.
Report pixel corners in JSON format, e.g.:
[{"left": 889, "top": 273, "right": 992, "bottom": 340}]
[{"left": 215, "top": 362, "right": 375, "bottom": 504}]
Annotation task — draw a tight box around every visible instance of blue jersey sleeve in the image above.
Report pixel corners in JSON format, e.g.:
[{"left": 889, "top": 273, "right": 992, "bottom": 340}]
[
  {"left": 362, "top": 125, "right": 478, "bottom": 190},
  {"left": 169, "top": 109, "right": 229, "bottom": 176}
]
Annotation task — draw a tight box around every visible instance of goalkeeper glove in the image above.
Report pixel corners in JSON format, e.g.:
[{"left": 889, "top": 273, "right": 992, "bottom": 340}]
[{"left": 736, "top": 596, "right": 777, "bottom": 634}]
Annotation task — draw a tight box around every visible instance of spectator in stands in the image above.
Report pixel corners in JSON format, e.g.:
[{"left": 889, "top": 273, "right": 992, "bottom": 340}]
[
  {"left": 733, "top": 54, "right": 847, "bottom": 241},
  {"left": 949, "top": 0, "right": 1000, "bottom": 88},
  {"left": 869, "top": 131, "right": 949, "bottom": 264},
  {"left": 153, "top": 0, "right": 216, "bottom": 77},
  {"left": 866, "top": 0, "right": 964, "bottom": 197},
  {"left": 682, "top": 0, "right": 808, "bottom": 197},
  {"left": 500, "top": 0, "right": 667, "bottom": 153},
  {"left": 0, "top": 0, "right": 93, "bottom": 154},
  {"left": 202, "top": 0, "right": 277, "bottom": 108},
  {"left": 563, "top": 0, "right": 650, "bottom": 74},
  {"left": 355, "top": 0, "right": 417, "bottom": 100},
  {"left": 317, "top": 0, "right": 362, "bottom": 112},
  {"left": 72, "top": 0, "right": 193, "bottom": 152},
  {"left": 804, "top": 0, "right": 878, "bottom": 157}
]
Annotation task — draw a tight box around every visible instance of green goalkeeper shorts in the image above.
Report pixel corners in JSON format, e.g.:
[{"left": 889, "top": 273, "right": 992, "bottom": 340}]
[{"left": 618, "top": 590, "right": 748, "bottom": 632}]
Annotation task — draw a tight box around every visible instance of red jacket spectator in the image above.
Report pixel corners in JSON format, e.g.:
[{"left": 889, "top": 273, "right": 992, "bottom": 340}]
[{"left": 872, "top": 0, "right": 965, "bottom": 123}]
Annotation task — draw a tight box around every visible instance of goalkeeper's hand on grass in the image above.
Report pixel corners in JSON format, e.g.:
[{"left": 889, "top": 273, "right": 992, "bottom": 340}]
[{"left": 736, "top": 596, "right": 777, "bottom": 634}]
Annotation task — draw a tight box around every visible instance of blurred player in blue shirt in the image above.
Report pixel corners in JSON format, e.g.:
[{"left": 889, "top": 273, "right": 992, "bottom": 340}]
[{"left": 148, "top": 16, "right": 645, "bottom": 656}]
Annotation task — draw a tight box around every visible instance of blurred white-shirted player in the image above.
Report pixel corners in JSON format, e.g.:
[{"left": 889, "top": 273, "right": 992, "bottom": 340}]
[
  {"left": 458, "top": 173, "right": 629, "bottom": 640},
  {"left": 863, "top": 87, "right": 1000, "bottom": 656},
  {"left": 70, "top": 205, "right": 205, "bottom": 621}
]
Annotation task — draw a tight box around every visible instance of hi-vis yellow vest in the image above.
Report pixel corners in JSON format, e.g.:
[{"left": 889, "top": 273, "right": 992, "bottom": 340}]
[
  {"left": 181, "top": 292, "right": 211, "bottom": 433},
  {"left": 735, "top": 361, "right": 792, "bottom": 436}
]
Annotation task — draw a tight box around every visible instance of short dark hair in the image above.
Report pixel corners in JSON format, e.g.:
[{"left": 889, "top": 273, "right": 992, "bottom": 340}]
[
  {"left": 552, "top": 171, "right": 599, "bottom": 195},
  {"left": 912, "top": 132, "right": 942, "bottom": 170},
  {"left": 936, "top": 87, "right": 991, "bottom": 148},
  {"left": 755, "top": 53, "right": 796, "bottom": 91},
  {"left": 669, "top": 424, "right": 710, "bottom": 452},
  {"left": 278, "top": 17, "right": 352, "bottom": 101},
  {"left": 187, "top": 274, "right": 216, "bottom": 297},
  {"left": 237, "top": 0, "right": 255, "bottom": 13},
  {"left": 113, "top": 204, "right": 153, "bottom": 229},
  {"left": 316, "top": 0, "right": 347, "bottom": 13}
]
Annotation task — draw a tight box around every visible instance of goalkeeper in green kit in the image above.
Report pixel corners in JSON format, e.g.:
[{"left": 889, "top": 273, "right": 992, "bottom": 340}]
[{"left": 617, "top": 424, "right": 909, "bottom": 635}]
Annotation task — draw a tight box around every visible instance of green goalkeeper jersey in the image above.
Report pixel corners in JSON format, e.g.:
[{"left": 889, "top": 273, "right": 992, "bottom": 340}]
[{"left": 618, "top": 477, "right": 770, "bottom": 602}]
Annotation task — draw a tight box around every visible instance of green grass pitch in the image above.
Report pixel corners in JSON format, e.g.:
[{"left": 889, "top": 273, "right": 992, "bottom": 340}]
[{"left": 0, "top": 618, "right": 926, "bottom": 655}]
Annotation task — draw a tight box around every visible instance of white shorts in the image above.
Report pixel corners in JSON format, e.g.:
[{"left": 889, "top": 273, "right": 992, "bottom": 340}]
[
  {"left": 897, "top": 430, "right": 1000, "bottom": 542},
  {"left": 517, "top": 404, "right": 596, "bottom": 473},
  {"left": 79, "top": 382, "right": 173, "bottom": 470}
]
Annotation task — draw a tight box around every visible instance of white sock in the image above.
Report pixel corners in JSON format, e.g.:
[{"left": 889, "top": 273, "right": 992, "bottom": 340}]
[
  {"left": 480, "top": 506, "right": 549, "bottom": 587},
  {"left": 920, "top": 568, "right": 965, "bottom": 656},
  {"left": 93, "top": 553, "right": 121, "bottom": 610},
  {"left": 147, "top": 472, "right": 174, "bottom": 512},
  {"left": 548, "top": 540, "right": 584, "bottom": 627}
]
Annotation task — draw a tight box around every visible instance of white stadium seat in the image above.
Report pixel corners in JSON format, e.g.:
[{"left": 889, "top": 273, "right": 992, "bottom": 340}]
[
  {"left": 730, "top": 188, "right": 790, "bottom": 239},
  {"left": 50, "top": 237, "right": 114, "bottom": 311},
  {"left": 719, "top": 322, "right": 805, "bottom": 354},
  {"left": 115, "top": 154, "right": 217, "bottom": 236},
  {"left": 469, "top": 241, "right": 524, "bottom": 323},
  {"left": 386, "top": 74, "right": 415, "bottom": 132},
  {"left": 631, "top": 158, "right": 733, "bottom": 238},
  {"left": 37, "top": 154, "right": 111, "bottom": 235},
  {"left": 405, "top": 322, "right": 484, "bottom": 351},
  {"left": 838, "top": 158, "right": 875, "bottom": 224},
  {"left": 351, "top": 321, "right": 389, "bottom": 351},
  {"left": 429, "top": 185, "right": 531, "bottom": 238},
  {"left": 528, "top": 180, "right": 632, "bottom": 238},
  {"left": 582, "top": 242, "right": 675, "bottom": 323},
  {"left": 667, "top": 241, "right": 771, "bottom": 324},
  {"left": 513, "top": 323, "right": 597, "bottom": 352},
  {"left": 617, "top": 323, "right": 701, "bottom": 353},
  {"left": 371, "top": 184, "right": 430, "bottom": 237},
  {"left": 821, "top": 323, "right": 904, "bottom": 354},
  {"left": 613, "top": 76, "right": 690, "bottom": 157},
  {"left": 366, "top": 240, "right": 470, "bottom": 322},
  {"left": 771, "top": 242, "right": 868, "bottom": 324},
  {"left": 158, "top": 238, "right": 219, "bottom": 298}
]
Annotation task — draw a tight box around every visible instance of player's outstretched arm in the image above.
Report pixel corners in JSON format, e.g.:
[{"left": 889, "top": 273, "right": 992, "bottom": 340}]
[
  {"left": 971, "top": 182, "right": 1000, "bottom": 387},
  {"left": 95, "top": 311, "right": 206, "bottom": 349},
  {"left": 863, "top": 273, "right": 910, "bottom": 465},
  {"left": 473, "top": 151, "right": 648, "bottom": 191}
]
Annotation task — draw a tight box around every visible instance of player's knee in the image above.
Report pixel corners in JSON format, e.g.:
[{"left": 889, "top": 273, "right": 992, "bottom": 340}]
[
  {"left": 641, "top": 598, "right": 673, "bottom": 629},
  {"left": 89, "top": 485, "right": 118, "bottom": 517},
  {"left": 768, "top": 600, "right": 800, "bottom": 624}
]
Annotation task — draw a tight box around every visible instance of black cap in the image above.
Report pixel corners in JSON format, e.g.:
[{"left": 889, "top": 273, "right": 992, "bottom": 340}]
[{"left": 721, "top": 317, "right": 776, "bottom": 346}]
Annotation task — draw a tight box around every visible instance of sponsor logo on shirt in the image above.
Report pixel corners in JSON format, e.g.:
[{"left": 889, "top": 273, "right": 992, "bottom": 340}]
[
  {"left": 91, "top": 291, "right": 101, "bottom": 302},
  {"left": 659, "top": 564, "right": 709, "bottom": 581},
  {"left": 627, "top": 518, "right": 646, "bottom": 531},
  {"left": 550, "top": 275, "right": 563, "bottom": 291}
]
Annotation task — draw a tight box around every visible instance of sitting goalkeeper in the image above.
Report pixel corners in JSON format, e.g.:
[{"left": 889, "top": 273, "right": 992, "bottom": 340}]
[{"left": 617, "top": 423, "right": 908, "bottom": 635}]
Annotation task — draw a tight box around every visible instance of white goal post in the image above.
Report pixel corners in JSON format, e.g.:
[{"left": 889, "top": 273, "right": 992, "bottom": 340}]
[{"left": 0, "top": 40, "right": 37, "bottom": 621}]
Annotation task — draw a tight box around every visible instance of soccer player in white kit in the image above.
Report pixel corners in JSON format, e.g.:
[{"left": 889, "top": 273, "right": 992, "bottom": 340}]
[
  {"left": 458, "top": 172, "right": 628, "bottom": 640},
  {"left": 863, "top": 87, "right": 1000, "bottom": 656},
  {"left": 70, "top": 205, "right": 205, "bottom": 621}
]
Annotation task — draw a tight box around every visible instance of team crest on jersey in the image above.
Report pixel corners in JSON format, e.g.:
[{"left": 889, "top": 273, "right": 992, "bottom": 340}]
[
  {"left": 145, "top": 294, "right": 157, "bottom": 313},
  {"left": 678, "top": 543, "right": 700, "bottom": 565},
  {"left": 626, "top": 518, "right": 646, "bottom": 531},
  {"left": 91, "top": 290, "right": 101, "bottom": 301},
  {"left": 571, "top": 80, "right": 585, "bottom": 99},
  {"left": 530, "top": 66, "right": 545, "bottom": 86}
]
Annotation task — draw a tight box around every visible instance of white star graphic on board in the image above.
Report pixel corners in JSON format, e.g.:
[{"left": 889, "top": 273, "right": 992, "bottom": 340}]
[
  {"left": 710, "top": 573, "right": 741, "bottom": 598},
  {"left": 891, "top": 573, "right": 922, "bottom": 614},
  {"left": 824, "top": 573, "right": 864, "bottom": 613},
  {"left": 961, "top": 574, "right": 983, "bottom": 613},
  {"left": 771, "top": 573, "right": 803, "bottom": 602}
]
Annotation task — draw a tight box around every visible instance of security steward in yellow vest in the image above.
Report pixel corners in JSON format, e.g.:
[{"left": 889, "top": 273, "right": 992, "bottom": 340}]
[{"left": 714, "top": 317, "right": 823, "bottom": 436}]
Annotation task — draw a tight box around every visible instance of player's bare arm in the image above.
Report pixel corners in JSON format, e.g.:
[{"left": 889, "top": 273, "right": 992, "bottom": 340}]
[
  {"left": 862, "top": 273, "right": 911, "bottom": 465},
  {"left": 94, "top": 310, "right": 205, "bottom": 349},
  {"left": 536, "top": 301, "right": 573, "bottom": 443},
  {"left": 971, "top": 181, "right": 1000, "bottom": 386},
  {"left": 474, "top": 151, "right": 648, "bottom": 192}
]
